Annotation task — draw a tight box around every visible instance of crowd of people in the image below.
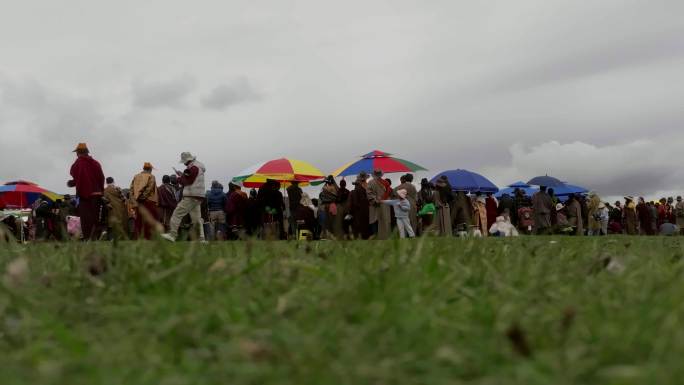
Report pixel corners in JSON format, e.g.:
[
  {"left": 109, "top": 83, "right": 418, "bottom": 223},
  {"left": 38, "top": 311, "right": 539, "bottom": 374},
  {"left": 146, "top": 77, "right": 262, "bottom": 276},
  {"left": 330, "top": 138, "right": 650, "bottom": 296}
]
[{"left": 3, "top": 143, "right": 684, "bottom": 242}]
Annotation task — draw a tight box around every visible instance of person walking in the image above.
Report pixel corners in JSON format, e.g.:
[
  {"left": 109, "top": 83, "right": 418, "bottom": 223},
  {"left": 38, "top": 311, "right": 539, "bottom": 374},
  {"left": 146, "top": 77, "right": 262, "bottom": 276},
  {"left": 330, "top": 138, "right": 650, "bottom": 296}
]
[
  {"left": 157, "top": 175, "right": 178, "bottom": 231},
  {"left": 349, "top": 172, "right": 370, "bottom": 239},
  {"left": 103, "top": 177, "right": 128, "bottom": 240},
  {"left": 367, "top": 169, "right": 391, "bottom": 240},
  {"left": 67, "top": 143, "right": 105, "bottom": 240},
  {"left": 130, "top": 162, "right": 160, "bottom": 240},
  {"left": 382, "top": 189, "right": 415, "bottom": 238},
  {"left": 531, "top": 186, "right": 554, "bottom": 234},
  {"left": 206, "top": 181, "right": 227, "bottom": 240},
  {"left": 161, "top": 152, "right": 207, "bottom": 242}
]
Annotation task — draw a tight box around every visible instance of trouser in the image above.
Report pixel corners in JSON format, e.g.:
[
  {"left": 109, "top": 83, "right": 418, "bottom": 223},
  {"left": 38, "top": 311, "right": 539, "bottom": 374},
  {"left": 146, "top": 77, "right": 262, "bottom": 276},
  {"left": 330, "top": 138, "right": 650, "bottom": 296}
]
[
  {"left": 396, "top": 217, "right": 415, "bottom": 238},
  {"left": 134, "top": 201, "right": 159, "bottom": 240},
  {"left": 160, "top": 207, "right": 175, "bottom": 231},
  {"left": 79, "top": 196, "right": 103, "bottom": 241},
  {"left": 168, "top": 197, "right": 205, "bottom": 240},
  {"left": 208, "top": 210, "right": 226, "bottom": 240}
]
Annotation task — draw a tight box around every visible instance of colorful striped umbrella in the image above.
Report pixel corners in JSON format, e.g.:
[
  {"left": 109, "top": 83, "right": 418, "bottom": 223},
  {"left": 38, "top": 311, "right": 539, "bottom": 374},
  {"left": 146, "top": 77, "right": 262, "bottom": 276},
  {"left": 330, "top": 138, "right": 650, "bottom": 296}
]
[
  {"left": 232, "top": 158, "right": 325, "bottom": 188},
  {"left": 331, "top": 150, "right": 427, "bottom": 177},
  {"left": 0, "top": 180, "right": 63, "bottom": 209}
]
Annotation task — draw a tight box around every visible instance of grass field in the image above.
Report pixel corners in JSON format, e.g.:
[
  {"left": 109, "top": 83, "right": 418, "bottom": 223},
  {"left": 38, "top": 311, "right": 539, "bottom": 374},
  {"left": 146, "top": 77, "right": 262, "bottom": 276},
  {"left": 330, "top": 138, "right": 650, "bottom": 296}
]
[{"left": 1, "top": 237, "right": 684, "bottom": 385}]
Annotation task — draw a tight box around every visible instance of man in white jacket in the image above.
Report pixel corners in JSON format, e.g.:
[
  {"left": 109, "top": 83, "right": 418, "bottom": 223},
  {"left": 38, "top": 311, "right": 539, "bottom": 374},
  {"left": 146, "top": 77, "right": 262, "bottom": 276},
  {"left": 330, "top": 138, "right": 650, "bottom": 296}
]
[{"left": 161, "top": 152, "right": 207, "bottom": 242}]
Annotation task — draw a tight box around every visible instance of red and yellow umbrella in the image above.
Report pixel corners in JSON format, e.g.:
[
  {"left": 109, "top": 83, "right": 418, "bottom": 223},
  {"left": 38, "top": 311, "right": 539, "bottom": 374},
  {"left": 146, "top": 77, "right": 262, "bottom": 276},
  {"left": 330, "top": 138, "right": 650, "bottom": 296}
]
[{"left": 232, "top": 158, "right": 325, "bottom": 188}]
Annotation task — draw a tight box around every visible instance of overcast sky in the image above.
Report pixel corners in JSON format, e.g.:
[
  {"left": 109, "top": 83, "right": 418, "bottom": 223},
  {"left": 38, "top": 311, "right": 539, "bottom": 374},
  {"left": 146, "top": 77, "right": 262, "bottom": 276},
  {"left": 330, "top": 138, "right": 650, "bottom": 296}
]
[{"left": 1, "top": 0, "right": 683, "bottom": 200}]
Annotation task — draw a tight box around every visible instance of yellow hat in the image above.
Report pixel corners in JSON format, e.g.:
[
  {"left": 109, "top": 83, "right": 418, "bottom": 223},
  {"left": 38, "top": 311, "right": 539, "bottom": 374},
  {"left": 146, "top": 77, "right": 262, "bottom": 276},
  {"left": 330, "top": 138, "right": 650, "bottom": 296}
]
[
  {"left": 143, "top": 162, "right": 154, "bottom": 170},
  {"left": 73, "top": 143, "right": 89, "bottom": 152}
]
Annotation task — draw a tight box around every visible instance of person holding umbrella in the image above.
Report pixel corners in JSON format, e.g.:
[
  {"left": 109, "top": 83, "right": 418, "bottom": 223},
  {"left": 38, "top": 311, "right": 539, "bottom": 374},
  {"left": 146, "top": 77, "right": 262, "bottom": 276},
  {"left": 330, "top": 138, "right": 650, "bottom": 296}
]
[{"left": 67, "top": 143, "right": 105, "bottom": 240}]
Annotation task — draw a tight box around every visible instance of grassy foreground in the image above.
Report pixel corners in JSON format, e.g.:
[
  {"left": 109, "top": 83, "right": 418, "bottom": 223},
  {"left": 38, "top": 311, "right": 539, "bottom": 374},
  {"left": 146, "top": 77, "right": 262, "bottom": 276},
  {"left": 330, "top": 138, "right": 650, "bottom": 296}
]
[{"left": 1, "top": 237, "right": 684, "bottom": 385}]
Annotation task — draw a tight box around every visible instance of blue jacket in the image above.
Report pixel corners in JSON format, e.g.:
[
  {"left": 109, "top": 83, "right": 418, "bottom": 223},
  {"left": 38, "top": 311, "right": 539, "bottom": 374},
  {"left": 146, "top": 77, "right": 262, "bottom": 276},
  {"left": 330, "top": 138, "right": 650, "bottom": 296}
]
[
  {"left": 206, "top": 187, "right": 226, "bottom": 211},
  {"left": 383, "top": 199, "right": 411, "bottom": 218}
]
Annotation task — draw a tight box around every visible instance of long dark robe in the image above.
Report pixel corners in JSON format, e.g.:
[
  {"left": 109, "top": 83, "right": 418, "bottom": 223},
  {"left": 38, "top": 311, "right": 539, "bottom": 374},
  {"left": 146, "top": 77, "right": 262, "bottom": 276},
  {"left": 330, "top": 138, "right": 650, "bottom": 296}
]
[
  {"left": 485, "top": 196, "right": 498, "bottom": 230},
  {"left": 637, "top": 202, "right": 654, "bottom": 235},
  {"left": 349, "top": 184, "right": 370, "bottom": 239}
]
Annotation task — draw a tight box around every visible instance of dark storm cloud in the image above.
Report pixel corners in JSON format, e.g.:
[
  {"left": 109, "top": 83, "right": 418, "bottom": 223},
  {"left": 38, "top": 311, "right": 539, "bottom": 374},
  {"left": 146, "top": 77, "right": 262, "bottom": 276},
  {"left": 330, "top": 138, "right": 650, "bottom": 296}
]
[
  {"left": 132, "top": 75, "right": 196, "bottom": 109},
  {"left": 201, "top": 78, "right": 260, "bottom": 110}
]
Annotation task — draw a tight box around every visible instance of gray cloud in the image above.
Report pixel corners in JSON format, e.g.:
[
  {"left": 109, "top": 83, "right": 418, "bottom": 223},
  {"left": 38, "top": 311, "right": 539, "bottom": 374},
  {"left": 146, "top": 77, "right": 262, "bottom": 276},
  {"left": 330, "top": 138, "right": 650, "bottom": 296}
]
[
  {"left": 201, "top": 78, "right": 260, "bottom": 110},
  {"left": 0, "top": 1, "right": 683, "bottom": 199},
  {"left": 132, "top": 75, "right": 196, "bottom": 109}
]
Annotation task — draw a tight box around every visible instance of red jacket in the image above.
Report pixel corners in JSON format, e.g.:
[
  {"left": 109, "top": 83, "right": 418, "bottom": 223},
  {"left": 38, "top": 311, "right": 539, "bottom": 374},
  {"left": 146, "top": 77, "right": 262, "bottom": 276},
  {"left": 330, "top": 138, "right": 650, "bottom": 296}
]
[{"left": 69, "top": 155, "right": 105, "bottom": 199}]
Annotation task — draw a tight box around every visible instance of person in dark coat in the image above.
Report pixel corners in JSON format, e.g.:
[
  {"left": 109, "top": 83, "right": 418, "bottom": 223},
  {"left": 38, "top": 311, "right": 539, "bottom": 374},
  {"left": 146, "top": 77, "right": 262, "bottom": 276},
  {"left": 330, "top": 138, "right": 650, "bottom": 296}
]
[
  {"left": 485, "top": 193, "right": 498, "bottom": 231},
  {"left": 417, "top": 178, "right": 435, "bottom": 233},
  {"left": 451, "top": 190, "right": 472, "bottom": 234},
  {"left": 257, "top": 180, "right": 286, "bottom": 239},
  {"left": 157, "top": 175, "right": 178, "bottom": 231},
  {"left": 67, "top": 143, "right": 105, "bottom": 240},
  {"left": 349, "top": 172, "right": 370, "bottom": 239},
  {"left": 225, "top": 183, "right": 248, "bottom": 239},
  {"left": 637, "top": 197, "right": 654, "bottom": 235},
  {"left": 497, "top": 193, "right": 516, "bottom": 225}
]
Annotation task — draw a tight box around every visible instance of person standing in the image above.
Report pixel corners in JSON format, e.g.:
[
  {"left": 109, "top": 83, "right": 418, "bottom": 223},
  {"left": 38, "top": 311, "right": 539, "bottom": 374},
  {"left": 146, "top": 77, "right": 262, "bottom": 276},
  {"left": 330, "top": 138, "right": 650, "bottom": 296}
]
[
  {"left": 319, "top": 176, "right": 341, "bottom": 239},
  {"left": 485, "top": 193, "right": 498, "bottom": 232},
  {"left": 225, "top": 183, "right": 249, "bottom": 239},
  {"left": 382, "top": 189, "right": 415, "bottom": 238},
  {"left": 367, "top": 169, "right": 391, "bottom": 240},
  {"left": 623, "top": 196, "right": 638, "bottom": 235},
  {"left": 417, "top": 178, "right": 435, "bottom": 234},
  {"left": 67, "top": 143, "right": 105, "bottom": 240},
  {"left": 286, "top": 181, "right": 303, "bottom": 236},
  {"left": 157, "top": 175, "right": 178, "bottom": 231},
  {"left": 205, "top": 181, "right": 227, "bottom": 240},
  {"left": 103, "top": 177, "right": 128, "bottom": 240},
  {"left": 433, "top": 176, "right": 453, "bottom": 236},
  {"left": 675, "top": 196, "right": 684, "bottom": 236},
  {"left": 349, "top": 172, "right": 370, "bottom": 239},
  {"left": 396, "top": 174, "right": 418, "bottom": 235},
  {"left": 637, "top": 197, "right": 654, "bottom": 235},
  {"left": 130, "top": 162, "right": 160, "bottom": 240},
  {"left": 586, "top": 192, "right": 602, "bottom": 236},
  {"left": 566, "top": 194, "right": 583, "bottom": 236},
  {"left": 531, "top": 186, "right": 554, "bottom": 234},
  {"left": 472, "top": 195, "right": 488, "bottom": 237},
  {"left": 161, "top": 152, "right": 207, "bottom": 242}
]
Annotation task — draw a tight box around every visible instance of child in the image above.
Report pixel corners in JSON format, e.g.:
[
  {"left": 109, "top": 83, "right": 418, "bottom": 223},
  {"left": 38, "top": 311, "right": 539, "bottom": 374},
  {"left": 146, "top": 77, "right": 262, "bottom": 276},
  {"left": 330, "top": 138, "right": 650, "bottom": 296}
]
[{"left": 382, "top": 189, "right": 415, "bottom": 238}]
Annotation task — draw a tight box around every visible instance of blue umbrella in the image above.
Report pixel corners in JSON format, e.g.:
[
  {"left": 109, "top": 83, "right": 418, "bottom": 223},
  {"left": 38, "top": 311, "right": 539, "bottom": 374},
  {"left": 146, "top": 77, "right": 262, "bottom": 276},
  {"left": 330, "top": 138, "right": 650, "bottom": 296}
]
[
  {"left": 494, "top": 185, "right": 537, "bottom": 198},
  {"left": 430, "top": 169, "right": 499, "bottom": 193},
  {"left": 527, "top": 175, "right": 565, "bottom": 187},
  {"left": 551, "top": 183, "right": 588, "bottom": 196},
  {"left": 508, "top": 181, "right": 531, "bottom": 189}
]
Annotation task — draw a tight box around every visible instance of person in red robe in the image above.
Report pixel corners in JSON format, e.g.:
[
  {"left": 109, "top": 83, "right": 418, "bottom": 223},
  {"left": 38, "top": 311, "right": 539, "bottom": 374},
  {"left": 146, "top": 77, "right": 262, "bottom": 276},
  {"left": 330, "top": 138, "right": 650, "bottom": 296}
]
[
  {"left": 67, "top": 143, "right": 105, "bottom": 240},
  {"left": 485, "top": 193, "right": 498, "bottom": 231},
  {"left": 636, "top": 197, "right": 654, "bottom": 235}
]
